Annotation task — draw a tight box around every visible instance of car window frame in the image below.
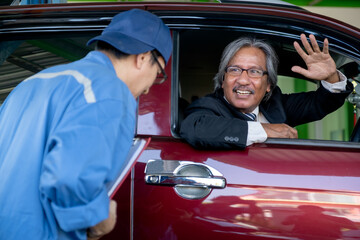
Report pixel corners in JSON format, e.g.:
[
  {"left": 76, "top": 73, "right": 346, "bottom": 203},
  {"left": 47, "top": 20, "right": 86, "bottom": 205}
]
[{"left": 170, "top": 26, "right": 360, "bottom": 148}]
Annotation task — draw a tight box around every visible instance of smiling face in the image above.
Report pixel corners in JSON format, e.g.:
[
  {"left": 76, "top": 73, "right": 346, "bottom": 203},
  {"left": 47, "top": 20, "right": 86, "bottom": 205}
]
[{"left": 222, "top": 46, "right": 270, "bottom": 113}]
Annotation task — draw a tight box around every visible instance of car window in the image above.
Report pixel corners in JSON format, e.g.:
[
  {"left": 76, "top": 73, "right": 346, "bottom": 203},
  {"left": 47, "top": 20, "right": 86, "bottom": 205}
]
[
  {"left": 175, "top": 29, "right": 358, "bottom": 142},
  {"left": 0, "top": 30, "right": 358, "bottom": 144}
]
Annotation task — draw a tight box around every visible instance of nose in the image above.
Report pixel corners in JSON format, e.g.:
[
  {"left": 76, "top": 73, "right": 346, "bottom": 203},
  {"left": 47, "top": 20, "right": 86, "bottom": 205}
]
[{"left": 235, "top": 70, "right": 251, "bottom": 85}]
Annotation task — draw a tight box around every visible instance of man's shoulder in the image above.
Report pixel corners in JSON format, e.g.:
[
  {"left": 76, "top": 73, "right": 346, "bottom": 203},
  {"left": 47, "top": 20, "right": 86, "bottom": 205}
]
[
  {"left": 187, "top": 91, "right": 224, "bottom": 110},
  {"left": 183, "top": 90, "right": 234, "bottom": 119},
  {"left": 196, "top": 92, "right": 219, "bottom": 103}
]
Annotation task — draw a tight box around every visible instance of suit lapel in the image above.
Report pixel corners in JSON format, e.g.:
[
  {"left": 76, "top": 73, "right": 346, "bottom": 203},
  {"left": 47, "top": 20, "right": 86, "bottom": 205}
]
[
  {"left": 215, "top": 89, "right": 251, "bottom": 121},
  {"left": 260, "top": 86, "right": 287, "bottom": 123}
]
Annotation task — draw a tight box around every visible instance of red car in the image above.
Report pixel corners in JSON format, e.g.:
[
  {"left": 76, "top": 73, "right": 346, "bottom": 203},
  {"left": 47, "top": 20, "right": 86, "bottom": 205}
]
[{"left": 0, "top": 1, "right": 359, "bottom": 239}]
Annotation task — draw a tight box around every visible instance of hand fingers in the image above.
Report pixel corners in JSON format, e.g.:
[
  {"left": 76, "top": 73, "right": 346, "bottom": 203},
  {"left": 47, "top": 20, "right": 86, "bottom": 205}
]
[
  {"left": 323, "top": 38, "right": 329, "bottom": 54},
  {"left": 300, "top": 33, "right": 314, "bottom": 55},
  {"left": 299, "top": 33, "right": 329, "bottom": 54},
  {"left": 281, "top": 124, "right": 298, "bottom": 138},
  {"left": 293, "top": 41, "right": 307, "bottom": 60},
  {"left": 107, "top": 200, "right": 117, "bottom": 232},
  {"left": 109, "top": 200, "right": 117, "bottom": 218},
  {"left": 309, "top": 34, "right": 321, "bottom": 53},
  {"left": 288, "top": 127, "right": 298, "bottom": 139},
  {"left": 262, "top": 123, "right": 298, "bottom": 139},
  {"left": 110, "top": 200, "right": 117, "bottom": 209},
  {"left": 87, "top": 200, "right": 118, "bottom": 240},
  {"left": 293, "top": 34, "right": 319, "bottom": 59},
  {"left": 291, "top": 66, "right": 310, "bottom": 79}
]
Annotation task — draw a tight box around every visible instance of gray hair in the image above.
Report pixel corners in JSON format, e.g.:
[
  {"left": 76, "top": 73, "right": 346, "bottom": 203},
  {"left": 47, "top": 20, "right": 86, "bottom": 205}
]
[{"left": 213, "top": 37, "right": 279, "bottom": 101}]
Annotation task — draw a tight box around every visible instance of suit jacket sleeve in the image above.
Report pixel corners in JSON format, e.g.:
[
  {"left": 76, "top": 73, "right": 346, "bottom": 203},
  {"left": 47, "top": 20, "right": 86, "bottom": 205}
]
[{"left": 180, "top": 95, "right": 248, "bottom": 150}]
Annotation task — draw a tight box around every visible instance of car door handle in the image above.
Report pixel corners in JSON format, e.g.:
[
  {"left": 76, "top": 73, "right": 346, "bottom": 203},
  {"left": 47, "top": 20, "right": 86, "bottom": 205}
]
[
  {"left": 145, "top": 159, "right": 226, "bottom": 199},
  {"left": 145, "top": 175, "right": 226, "bottom": 188}
]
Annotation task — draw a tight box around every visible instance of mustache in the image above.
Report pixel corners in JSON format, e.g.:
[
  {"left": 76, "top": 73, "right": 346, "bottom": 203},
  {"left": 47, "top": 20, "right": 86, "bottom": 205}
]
[{"left": 232, "top": 86, "right": 255, "bottom": 94}]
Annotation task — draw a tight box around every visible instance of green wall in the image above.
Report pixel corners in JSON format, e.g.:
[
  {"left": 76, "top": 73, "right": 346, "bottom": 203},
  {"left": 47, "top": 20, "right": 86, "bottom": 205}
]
[{"left": 278, "top": 76, "right": 353, "bottom": 141}]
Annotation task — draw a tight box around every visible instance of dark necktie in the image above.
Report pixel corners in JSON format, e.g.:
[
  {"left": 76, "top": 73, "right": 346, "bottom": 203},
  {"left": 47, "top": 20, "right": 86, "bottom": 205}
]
[{"left": 245, "top": 113, "right": 256, "bottom": 121}]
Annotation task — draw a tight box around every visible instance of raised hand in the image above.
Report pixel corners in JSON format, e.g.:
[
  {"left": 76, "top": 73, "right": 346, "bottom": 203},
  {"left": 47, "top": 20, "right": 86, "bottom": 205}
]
[{"left": 291, "top": 33, "right": 339, "bottom": 83}]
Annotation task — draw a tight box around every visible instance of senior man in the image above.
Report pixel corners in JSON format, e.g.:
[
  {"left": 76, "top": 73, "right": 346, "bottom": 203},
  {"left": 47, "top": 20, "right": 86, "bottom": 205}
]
[{"left": 180, "top": 34, "right": 353, "bottom": 149}]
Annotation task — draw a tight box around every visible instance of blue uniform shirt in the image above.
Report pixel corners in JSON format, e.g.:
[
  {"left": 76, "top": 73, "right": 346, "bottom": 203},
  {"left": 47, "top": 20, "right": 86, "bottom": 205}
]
[{"left": 0, "top": 51, "right": 137, "bottom": 239}]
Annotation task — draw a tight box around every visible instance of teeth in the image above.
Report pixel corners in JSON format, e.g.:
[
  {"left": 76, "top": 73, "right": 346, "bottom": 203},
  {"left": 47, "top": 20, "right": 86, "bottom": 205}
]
[{"left": 236, "top": 90, "right": 251, "bottom": 95}]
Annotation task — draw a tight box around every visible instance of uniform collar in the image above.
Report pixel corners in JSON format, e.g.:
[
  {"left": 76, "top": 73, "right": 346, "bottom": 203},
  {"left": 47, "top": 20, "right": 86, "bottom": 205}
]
[{"left": 85, "top": 51, "right": 116, "bottom": 73}]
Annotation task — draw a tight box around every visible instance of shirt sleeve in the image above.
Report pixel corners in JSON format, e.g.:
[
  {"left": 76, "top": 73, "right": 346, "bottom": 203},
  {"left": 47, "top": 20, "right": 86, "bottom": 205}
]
[
  {"left": 246, "top": 121, "right": 268, "bottom": 146},
  {"left": 321, "top": 70, "right": 347, "bottom": 93},
  {"left": 39, "top": 99, "right": 135, "bottom": 236}
]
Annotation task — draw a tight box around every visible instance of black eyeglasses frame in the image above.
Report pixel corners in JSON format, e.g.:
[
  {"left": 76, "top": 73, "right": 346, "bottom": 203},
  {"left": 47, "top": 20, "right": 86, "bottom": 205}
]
[
  {"left": 225, "top": 66, "right": 268, "bottom": 78},
  {"left": 151, "top": 51, "right": 167, "bottom": 85}
]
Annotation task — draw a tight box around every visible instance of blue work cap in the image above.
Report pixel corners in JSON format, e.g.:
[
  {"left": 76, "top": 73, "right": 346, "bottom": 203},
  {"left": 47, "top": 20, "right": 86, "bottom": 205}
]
[{"left": 87, "top": 9, "right": 172, "bottom": 64}]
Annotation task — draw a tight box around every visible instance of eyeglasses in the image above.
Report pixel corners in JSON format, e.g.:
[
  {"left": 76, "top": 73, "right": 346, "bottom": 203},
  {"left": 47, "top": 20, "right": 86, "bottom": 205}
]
[
  {"left": 151, "top": 51, "right": 167, "bottom": 85},
  {"left": 225, "top": 66, "right": 268, "bottom": 78}
]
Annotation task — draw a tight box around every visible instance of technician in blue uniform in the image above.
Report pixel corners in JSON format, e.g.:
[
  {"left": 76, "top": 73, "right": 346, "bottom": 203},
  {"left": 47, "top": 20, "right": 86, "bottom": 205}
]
[{"left": 0, "top": 9, "right": 172, "bottom": 240}]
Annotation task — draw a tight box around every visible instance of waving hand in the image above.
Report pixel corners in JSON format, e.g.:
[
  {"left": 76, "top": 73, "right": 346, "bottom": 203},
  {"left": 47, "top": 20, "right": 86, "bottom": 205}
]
[{"left": 291, "top": 34, "right": 339, "bottom": 83}]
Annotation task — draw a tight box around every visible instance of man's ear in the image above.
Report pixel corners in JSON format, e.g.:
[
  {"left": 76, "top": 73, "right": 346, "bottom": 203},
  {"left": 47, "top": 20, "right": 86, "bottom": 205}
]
[
  {"left": 135, "top": 51, "right": 151, "bottom": 69},
  {"left": 266, "top": 81, "right": 271, "bottom": 92}
]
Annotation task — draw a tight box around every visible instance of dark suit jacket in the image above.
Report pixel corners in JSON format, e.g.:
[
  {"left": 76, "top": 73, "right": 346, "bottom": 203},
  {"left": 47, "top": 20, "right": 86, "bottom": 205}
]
[{"left": 180, "top": 82, "right": 353, "bottom": 150}]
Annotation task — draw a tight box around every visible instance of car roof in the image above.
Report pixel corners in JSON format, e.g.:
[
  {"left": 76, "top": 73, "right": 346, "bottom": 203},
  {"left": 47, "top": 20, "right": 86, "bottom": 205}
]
[{"left": 0, "top": 2, "right": 358, "bottom": 39}]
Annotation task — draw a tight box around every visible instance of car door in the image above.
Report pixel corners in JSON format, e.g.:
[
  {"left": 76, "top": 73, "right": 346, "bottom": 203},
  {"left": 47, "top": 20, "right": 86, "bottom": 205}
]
[
  {"left": 132, "top": 61, "right": 360, "bottom": 240},
  {"left": 129, "top": 10, "right": 360, "bottom": 239},
  {"left": 133, "top": 139, "right": 360, "bottom": 240}
]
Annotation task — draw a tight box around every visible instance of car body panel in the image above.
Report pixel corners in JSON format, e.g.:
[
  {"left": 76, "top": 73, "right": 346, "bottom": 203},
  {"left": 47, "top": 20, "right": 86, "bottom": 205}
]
[
  {"left": 130, "top": 139, "right": 360, "bottom": 239},
  {"left": 137, "top": 61, "right": 172, "bottom": 137}
]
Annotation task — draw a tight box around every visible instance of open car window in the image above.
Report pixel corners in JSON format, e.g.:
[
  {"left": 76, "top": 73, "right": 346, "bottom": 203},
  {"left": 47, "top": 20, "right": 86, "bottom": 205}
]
[
  {"left": 174, "top": 29, "right": 360, "bottom": 143},
  {"left": 0, "top": 27, "right": 359, "bottom": 145}
]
